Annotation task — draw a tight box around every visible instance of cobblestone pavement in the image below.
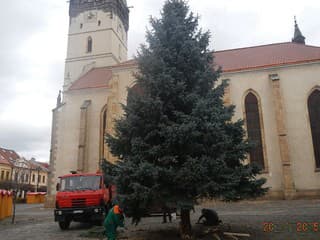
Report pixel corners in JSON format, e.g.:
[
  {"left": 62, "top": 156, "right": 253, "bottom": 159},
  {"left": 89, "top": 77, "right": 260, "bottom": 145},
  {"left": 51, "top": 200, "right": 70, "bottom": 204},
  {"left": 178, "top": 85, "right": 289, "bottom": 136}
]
[
  {"left": 0, "top": 200, "right": 319, "bottom": 240},
  {"left": 0, "top": 204, "right": 90, "bottom": 240},
  {"left": 205, "top": 199, "right": 320, "bottom": 240}
]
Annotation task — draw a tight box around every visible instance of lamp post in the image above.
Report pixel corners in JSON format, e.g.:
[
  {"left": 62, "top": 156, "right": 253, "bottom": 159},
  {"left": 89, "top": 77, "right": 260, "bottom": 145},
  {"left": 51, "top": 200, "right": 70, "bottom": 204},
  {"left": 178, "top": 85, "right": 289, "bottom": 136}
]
[{"left": 36, "top": 166, "right": 41, "bottom": 192}]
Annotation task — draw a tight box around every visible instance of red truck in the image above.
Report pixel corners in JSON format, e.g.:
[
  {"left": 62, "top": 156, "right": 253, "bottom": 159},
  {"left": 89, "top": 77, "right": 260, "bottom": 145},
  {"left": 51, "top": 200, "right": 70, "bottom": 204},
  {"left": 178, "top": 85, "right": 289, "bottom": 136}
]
[{"left": 54, "top": 172, "right": 114, "bottom": 230}]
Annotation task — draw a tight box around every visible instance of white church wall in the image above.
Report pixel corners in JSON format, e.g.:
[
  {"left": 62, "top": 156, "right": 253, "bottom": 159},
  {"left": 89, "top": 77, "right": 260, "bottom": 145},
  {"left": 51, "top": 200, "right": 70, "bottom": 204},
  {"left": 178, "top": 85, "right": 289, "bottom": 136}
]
[
  {"left": 64, "top": 10, "right": 128, "bottom": 87},
  {"left": 55, "top": 96, "right": 80, "bottom": 179},
  {"left": 222, "top": 62, "right": 320, "bottom": 195},
  {"left": 116, "top": 67, "right": 138, "bottom": 105},
  {"left": 53, "top": 88, "right": 113, "bottom": 193},
  {"left": 222, "top": 70, "right": 285, "bottom": 193},
  {"left": 69, "top": 11, "right": 113, "bottom": 35},
  {"left": 66, "top": 31, "right": 113, "bottom": 59},
  {"left": 277, "top": 62, "right": 320, "bottom": 190}
]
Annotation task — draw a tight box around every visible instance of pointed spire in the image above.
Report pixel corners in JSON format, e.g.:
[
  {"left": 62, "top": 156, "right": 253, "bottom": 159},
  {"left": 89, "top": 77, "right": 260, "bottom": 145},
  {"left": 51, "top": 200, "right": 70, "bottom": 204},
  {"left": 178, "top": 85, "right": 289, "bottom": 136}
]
[
  {"left": 292, "top": 16, "right": 305, "bottom": 44},
  {"left": 56, "top": 90, "right": 62, "bottom": 107}
]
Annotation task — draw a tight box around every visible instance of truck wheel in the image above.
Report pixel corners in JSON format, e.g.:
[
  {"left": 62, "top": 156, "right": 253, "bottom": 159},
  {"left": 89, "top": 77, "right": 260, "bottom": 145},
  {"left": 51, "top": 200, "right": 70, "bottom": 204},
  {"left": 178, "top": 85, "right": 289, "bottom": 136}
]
[
  {"left": 94, "top": 211, "right": 106, "bottom": 226},
  {"left": 94, "top": 220, "right": 103, "bottom": 226},
  {"left": 59, "top": 220, "right": 71, "bottom": 230}
]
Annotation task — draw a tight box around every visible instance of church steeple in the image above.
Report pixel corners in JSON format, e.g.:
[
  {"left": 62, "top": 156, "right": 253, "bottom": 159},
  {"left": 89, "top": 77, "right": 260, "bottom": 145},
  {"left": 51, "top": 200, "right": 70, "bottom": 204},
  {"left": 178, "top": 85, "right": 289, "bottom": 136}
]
[
  {"left": 292, "top": 16, "right": 305, "bottom": 44},
  {"left": 64, "top": 0, "right": 130, "bottom": 89},
  {"left": 69, "top": 0, "right": 129, "bottom": 31}
]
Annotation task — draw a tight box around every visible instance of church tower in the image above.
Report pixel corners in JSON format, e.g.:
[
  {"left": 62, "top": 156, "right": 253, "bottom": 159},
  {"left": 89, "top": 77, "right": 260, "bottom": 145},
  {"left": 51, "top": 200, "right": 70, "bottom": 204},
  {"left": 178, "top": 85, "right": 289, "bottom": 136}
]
[{"left": 64, "top": 0, "right": 129, "bottom": 89}]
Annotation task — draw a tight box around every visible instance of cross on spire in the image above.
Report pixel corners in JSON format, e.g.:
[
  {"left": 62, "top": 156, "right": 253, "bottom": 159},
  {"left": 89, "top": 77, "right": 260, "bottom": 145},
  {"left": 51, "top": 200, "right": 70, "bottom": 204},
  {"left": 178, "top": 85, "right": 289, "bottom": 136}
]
[{"left": 292, "top": 16, "right": 305, "bottom": 44}]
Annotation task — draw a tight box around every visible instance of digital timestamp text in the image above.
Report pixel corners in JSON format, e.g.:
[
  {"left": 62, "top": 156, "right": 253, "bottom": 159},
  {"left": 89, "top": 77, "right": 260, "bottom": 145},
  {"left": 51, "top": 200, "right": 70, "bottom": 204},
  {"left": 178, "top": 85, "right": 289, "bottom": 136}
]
[{"left": 263, "top": 222, "right": 320, "bottom": 233}]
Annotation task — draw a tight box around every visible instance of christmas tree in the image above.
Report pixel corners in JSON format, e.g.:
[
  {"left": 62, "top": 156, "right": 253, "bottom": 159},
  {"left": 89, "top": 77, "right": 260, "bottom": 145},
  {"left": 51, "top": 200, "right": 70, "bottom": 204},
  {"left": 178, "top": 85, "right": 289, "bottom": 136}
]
[{"left": 104, "top": 0, "right": 267, "bottom": 238}]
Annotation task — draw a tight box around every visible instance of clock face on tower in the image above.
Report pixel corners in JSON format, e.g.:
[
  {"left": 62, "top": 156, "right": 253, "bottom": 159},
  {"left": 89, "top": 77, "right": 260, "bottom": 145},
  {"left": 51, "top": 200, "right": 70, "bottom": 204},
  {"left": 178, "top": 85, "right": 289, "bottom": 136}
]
[
  {"left": 69, "top": 0, "right": 129, "bottom": 31},
  {"left": 85, "top": 11, "right": 97, "bottom": 22}
]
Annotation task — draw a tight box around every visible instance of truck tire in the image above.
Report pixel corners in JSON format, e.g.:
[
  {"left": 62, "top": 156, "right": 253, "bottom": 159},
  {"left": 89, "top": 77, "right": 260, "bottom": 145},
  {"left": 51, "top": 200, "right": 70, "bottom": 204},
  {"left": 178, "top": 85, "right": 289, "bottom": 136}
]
[
  {"left": 94, "top": 208, "right": 106, "bottom": 226},
  {"left": 59, "top": 220, "right": 71, "bottom": 230},
  {"left": 94, "top": 220, "right": 103, "bottom": 226}
]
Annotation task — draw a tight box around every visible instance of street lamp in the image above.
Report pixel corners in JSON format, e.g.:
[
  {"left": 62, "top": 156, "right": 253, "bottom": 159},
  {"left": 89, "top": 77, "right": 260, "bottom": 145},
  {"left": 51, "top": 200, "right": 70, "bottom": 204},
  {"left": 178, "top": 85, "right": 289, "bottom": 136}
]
[{"left": 36, "top": 166, "right": 41, "bottom": 192}]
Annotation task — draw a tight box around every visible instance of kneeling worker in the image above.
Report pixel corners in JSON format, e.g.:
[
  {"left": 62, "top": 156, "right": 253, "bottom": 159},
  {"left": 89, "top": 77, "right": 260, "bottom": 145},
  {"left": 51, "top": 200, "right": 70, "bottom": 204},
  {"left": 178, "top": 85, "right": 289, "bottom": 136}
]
[{"left": 104, "top": 205, "right": 125, "bottom": 240}]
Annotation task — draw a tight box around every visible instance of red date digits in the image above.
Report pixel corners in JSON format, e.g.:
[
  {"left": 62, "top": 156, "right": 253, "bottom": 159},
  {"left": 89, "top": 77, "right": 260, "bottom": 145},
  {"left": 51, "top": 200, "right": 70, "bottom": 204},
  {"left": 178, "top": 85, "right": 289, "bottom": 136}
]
[
  {"left": 263, "top": 222, "right": 274, "bottom": 232},
  {"left": 296, "top": 222, "right": 309, "bottom": 232},
  {"left": 263, "top": 222, "right": 319, "bottom": 233},
  {"left": 296, "top": 222, "right": 320, "bottom": 232},
  {"left": 312, "top": 222, "right": 319, "bottom": 232}
]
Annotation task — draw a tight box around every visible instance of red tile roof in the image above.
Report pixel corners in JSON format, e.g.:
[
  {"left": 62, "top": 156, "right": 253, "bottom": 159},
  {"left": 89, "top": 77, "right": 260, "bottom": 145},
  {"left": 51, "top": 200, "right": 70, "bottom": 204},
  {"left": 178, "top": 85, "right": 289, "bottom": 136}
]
[
  {"left": 28, "top": 160, "right": 49, "bottom": 172},
  {"left": 67, "top": 42, "right": 320, "bottom": 91},
  {"left": 40, "top": 162, "right": 50, "bottom": 169},
  {"left": 0, "top": 147, "right": 20, "bottom": 166},
  {"left": 214, "top": 42, "right": 320, "bottom": 72},
  {"left": 69, "top": 68, "right": 113, "bottom": 91},
  {"left": 0, "top": 155, "right": 10, "bottom": 165}
]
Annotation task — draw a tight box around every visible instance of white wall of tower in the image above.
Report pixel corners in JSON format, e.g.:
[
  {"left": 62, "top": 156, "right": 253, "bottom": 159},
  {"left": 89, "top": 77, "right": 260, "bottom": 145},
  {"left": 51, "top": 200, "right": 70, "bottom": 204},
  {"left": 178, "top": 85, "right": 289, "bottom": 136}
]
[{"left": 64, "top": 10, "right": 128, "bottom": 89}]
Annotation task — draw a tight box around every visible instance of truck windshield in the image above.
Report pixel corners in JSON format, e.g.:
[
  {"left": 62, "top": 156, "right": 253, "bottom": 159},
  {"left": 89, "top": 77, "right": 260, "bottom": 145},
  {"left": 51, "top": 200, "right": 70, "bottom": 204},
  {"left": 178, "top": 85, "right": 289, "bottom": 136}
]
[{"left": 60, "top": 176, "right": 101, "bottom": 191}]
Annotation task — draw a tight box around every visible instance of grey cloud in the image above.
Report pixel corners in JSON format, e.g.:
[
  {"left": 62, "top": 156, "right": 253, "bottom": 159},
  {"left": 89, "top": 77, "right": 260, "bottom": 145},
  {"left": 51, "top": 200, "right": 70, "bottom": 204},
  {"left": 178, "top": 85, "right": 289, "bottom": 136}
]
[
  {"left": 1, "top": 1, "right": 51, "bottom": 60},
  {"left": 127, "top": 1, "right": 262, "bottom": 56},
  {"left": 299, "top": 6, "right": 320, "bottom": 46},
  {"left": 0, "top": 123, "right": 50, "bottom": 161},
  {"left": 0, "top": 1, "right": 66, "bottom": 161},
  {"left": 0, "top": 1, "right": 56, "bottom": 107}
]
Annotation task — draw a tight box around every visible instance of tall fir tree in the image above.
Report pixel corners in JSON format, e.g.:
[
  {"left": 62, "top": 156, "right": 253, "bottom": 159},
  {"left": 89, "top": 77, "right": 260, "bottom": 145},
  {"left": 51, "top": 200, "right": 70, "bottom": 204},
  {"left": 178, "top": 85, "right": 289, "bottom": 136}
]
[{"left": 104, "top": 0, "right": 267, "bottom": 238}]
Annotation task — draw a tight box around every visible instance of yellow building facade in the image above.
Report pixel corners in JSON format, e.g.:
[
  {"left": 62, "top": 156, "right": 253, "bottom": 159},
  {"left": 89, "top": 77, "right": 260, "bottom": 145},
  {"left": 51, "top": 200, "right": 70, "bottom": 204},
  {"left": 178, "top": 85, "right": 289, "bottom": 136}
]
[
  {"left": 0, "top": 148, "right": 49, "bottom": 193},
  {"left": 0, "top": 164, "right": 11, "bottom": 182}
]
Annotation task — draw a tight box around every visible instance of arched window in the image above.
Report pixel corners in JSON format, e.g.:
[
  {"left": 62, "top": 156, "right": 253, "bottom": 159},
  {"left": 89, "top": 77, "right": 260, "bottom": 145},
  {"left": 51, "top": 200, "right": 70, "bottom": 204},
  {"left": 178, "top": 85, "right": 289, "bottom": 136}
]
[
  {"left": 244, "top": 92, "right": 265, "bottom": 169},
  {"left": 87, "top": 36, "right": 92, "bottom": 53},
  {"left": 100, "top": 105, "right": 108, "bottom": 162},
  {"left": 308, "top": 89, "right": 320, "bottom": 169}
]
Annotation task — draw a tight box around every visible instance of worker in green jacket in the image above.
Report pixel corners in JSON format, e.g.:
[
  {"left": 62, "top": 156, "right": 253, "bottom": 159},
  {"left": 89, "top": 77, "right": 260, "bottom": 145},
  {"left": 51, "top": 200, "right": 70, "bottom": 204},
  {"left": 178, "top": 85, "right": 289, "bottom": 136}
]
[{"left": 104, "top": 205, "right": 125, "bottom": 240}]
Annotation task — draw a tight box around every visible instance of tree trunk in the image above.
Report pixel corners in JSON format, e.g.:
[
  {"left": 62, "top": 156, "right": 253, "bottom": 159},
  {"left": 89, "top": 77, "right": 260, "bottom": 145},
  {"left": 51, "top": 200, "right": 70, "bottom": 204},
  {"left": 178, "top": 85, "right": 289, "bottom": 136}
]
[{"left": 180, "top": 209, "right": 192, "bottom": 239}]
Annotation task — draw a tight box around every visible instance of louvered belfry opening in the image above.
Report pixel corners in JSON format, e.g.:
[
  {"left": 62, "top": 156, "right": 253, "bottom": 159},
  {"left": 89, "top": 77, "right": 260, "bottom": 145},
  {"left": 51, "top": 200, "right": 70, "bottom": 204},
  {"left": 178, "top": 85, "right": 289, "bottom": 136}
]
[
  {"left": 245, "top": 92, "right": 265, "bottom": 169},
  {"left": 308, "top": 89, "right": 320, "bottom": 169},
  {"left": 87, "top": 36, "right": 93, "bottom": 53}
]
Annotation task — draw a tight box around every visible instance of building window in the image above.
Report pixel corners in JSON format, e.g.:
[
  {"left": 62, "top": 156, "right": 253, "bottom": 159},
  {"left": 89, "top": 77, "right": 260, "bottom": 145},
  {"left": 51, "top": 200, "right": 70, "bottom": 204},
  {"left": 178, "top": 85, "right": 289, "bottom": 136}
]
[
  {"left": 308, "top": 89, "right": 320, "bottom": 169},
  {"left": 32, "top": 174, "right": 35, "bottom": 182},
  {"left": 6, "top": 171, "right": 9, "bottom": 180},
  {"left": 1, "top": 170, "right": 4, "bottom": 180},
  {"left": 87, "top": 36, "right": 93, "bottom": 53},
  {"left": 80, "top": 23, "right": 83, "bottom": 29},
  {"left": 26, "top": 174, "right": 29, "bottom": 182},
  {"left": 42, "top": 175, "right": 45, "bottom": 183},
  {"left": 98, "top": 20, "right": 101, "bottom": 26},
  {"left": 244, "top": 92, "right": 265, "bottom": 169}
]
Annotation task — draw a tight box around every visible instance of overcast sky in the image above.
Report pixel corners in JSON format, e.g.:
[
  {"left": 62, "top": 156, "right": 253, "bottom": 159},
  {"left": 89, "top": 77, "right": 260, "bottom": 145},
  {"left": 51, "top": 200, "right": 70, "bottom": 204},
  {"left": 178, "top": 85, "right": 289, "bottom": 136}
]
[{"left": 0, "top": 0, "right": 319, "bottom": 162}]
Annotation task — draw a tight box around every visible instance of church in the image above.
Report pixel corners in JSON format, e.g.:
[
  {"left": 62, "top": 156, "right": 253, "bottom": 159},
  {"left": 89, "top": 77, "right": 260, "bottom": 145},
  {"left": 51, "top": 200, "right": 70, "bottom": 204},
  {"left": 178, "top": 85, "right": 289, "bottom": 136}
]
[{"left": 47, "top": 0, "right": 320, "bottom": 203}]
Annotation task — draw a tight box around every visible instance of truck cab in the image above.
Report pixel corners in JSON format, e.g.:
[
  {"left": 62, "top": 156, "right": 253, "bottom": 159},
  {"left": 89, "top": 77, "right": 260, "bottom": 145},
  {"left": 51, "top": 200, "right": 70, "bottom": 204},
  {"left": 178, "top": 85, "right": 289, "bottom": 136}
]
[{"left": 54, "top": 173, "right": 114, "bottom": 230}]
